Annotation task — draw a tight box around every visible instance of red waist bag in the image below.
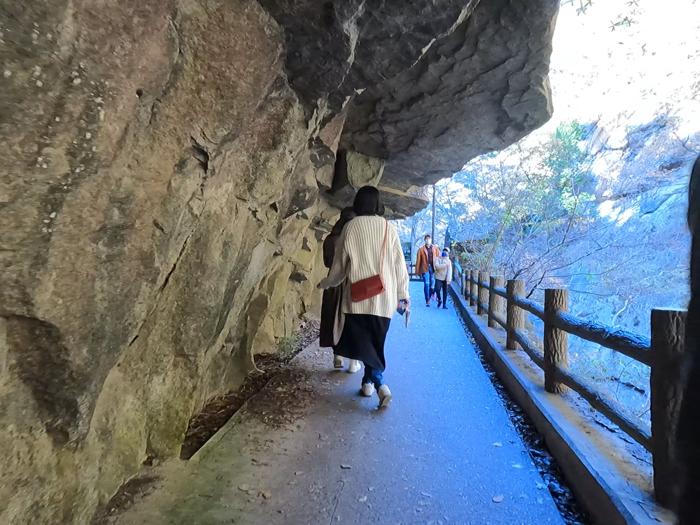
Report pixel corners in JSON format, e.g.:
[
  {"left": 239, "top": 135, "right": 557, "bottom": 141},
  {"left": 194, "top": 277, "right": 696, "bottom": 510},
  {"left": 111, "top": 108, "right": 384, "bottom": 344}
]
[{"left": 350, "top": 220, "right": 388, "bottom": 302}]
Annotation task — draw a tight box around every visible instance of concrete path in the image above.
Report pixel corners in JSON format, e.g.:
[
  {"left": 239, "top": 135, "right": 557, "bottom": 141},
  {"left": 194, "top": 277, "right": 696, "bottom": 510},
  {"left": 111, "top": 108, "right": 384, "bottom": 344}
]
[{"left": 114, "top": 282, "right": 564, "bottom": 525}]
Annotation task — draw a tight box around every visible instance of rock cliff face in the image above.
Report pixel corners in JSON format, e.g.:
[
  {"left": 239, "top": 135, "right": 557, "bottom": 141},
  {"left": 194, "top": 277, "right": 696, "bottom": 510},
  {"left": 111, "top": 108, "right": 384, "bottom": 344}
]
[{"left": 0, "top": 0, "right": 557, "bottom": 522}]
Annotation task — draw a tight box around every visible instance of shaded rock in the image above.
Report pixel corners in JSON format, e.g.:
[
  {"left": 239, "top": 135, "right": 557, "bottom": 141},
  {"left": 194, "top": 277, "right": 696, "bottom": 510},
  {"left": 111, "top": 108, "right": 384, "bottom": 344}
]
[
  {"left": 289, "top": 270, "right": 309, "bottom": 283},
  {"left": 325, "top": 150, "right": 386, "bottom": 209},
  {"left": 342, "top": 0, "right": 558, "bottom": 189},
  {"left": 259, "top": 0, "right": 478, "bottom": 111}
]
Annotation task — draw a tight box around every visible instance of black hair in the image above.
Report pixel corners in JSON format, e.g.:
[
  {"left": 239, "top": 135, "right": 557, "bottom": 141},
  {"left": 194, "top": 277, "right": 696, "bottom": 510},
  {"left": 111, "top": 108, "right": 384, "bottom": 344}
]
[
  {"left": 331, "top": 206, "right": 356, "bottom": 235},
  {"left": 424, "top": 234, "right": 431, "bottom": 239},
  {"left": 353, "top": 186, "right": 385, "bottom": 216},
  {"left": 339, "top": 206, "right": 356, "bottom": 223}
]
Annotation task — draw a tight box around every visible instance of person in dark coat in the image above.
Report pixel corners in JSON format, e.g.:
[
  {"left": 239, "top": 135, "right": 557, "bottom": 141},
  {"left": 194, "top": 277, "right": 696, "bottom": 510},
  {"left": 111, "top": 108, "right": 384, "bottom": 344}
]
[
  {"left": 319, "top": 207, "right": 361, "bottom": 373},
  {"left": 676, "top": 155, "right": 700, "bottom": 524}
]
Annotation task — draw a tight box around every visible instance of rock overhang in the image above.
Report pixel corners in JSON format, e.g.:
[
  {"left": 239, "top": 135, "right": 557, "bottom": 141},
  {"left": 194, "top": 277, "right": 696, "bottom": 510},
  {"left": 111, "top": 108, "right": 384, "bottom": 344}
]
[{"left": 258, "top": 0, "right": 558, "bottom": 216}]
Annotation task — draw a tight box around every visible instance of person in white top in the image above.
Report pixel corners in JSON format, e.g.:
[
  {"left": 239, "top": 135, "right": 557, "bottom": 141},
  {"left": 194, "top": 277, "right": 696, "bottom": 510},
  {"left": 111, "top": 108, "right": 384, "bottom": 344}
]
[
  {"left": 433, "top": 246, "right": 453, "bottom": 309},
  {"left": 318, "top": 186, "right": 410, "bottom": 407}
]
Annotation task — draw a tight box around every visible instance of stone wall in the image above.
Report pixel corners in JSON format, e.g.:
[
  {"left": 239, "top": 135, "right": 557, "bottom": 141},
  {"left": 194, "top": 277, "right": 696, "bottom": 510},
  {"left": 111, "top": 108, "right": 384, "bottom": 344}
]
[{"left": 0, "top": 0, "right": 557, "bottom": 522}]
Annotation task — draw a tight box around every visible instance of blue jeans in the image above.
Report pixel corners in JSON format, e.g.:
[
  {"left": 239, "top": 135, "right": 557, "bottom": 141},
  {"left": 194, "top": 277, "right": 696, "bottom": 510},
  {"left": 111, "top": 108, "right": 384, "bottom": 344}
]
[
  {"left": 422, "top": 271, "right": 435, "bottom": 303},
  {"left": 362, "top": 366, "right": 384, "bottom": 389}
]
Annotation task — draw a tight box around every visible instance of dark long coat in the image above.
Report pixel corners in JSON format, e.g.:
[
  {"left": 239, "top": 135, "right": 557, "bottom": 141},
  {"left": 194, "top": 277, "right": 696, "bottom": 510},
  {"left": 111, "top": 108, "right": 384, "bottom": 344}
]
[{"left": 319, "top": 230, "right": 343, "bottom": 348}]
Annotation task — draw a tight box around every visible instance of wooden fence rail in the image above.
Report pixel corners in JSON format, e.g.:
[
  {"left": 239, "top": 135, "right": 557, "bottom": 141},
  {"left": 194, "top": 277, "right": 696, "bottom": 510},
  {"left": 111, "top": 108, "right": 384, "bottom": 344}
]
[
  {"left": 450, "top": 262, "right": 686, "bottom": 508},
  {"left": 475, "top": 279, "right": 652, "bottom": 365}
]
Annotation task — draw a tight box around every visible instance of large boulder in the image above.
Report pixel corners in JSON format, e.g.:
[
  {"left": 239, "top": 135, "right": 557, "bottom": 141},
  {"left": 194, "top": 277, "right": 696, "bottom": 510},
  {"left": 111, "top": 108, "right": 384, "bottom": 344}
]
[
  {"left": 341, "top": 0, "right": 558, "bottom": 189},
  {"left": 0, "top": 0, "right": 558, "bottom": 522}
]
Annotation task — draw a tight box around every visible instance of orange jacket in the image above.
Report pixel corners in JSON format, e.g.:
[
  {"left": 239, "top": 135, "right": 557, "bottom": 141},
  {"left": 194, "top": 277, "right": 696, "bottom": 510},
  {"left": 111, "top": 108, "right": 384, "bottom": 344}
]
[{"left": 415, "top": 244, "right": 440, "bottom": 275}]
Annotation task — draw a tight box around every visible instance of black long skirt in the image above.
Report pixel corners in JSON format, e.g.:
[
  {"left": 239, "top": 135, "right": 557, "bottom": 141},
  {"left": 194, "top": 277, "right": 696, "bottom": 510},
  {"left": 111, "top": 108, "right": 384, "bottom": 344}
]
[
  {"left": 335, "top": 314, "right": 391, "bottom": 371},
  {"left": 319, "top": 287, "right": 341, "bottom": 348}
]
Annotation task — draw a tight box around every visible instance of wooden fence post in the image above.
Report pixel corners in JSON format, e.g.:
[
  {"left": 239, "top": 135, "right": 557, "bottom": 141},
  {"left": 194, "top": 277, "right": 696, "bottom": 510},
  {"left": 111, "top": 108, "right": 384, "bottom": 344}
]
[
  {"left": 477, "top": 271, "right": 490, "bottom": 315},
  {"left": 506, "top": 280, "right": 525, "bottom": 350},
  {"left": 470, "top": 270, "right": 478, "bottom": 308},
  {"left": 488, "top": 276, "right": 505, "bottom": 328},
  {"left": 462, "top": 271, "right": 467, "bottom": 297},
  {"left": 544, "top": 288, "right": 569, "bottom": 394},
  {"left": 651, "top": 308, "right": 687, "bottom": 509}
]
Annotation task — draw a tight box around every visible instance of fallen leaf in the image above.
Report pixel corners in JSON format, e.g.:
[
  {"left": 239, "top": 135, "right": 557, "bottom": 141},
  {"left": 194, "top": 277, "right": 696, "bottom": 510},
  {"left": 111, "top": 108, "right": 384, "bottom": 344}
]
[
  {"left": 420, "top": 491, "right": 433, "bottom": 498},
  {"left": 340, "top": 464, "right": 352, "bottom": 470},
  {"left": 359, "top": 496, "right": 368, "bottom": 503},
  {"left": 492, "top": 442, "right": 503, "bottom": 448},
  {"left": 238, "top": 484, "right": 250, "bottom": 492},
  {"left": 260, "top": 491, "right": 271, "bottom": 499},
  {"left": 512, "top": 463, "right": 523, "bottom": 469},
  {"left": 492, "top": 495, "right": 505, "bottom": 503}
]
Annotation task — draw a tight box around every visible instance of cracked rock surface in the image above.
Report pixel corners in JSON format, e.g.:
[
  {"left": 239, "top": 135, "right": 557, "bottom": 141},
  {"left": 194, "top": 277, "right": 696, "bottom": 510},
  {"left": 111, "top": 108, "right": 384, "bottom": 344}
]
[
  {"left": 342, "top": 0, "right": 558, "bottom": 189},
  {"left": 0, "top": 1, "right": 557, "bottom": 522}
]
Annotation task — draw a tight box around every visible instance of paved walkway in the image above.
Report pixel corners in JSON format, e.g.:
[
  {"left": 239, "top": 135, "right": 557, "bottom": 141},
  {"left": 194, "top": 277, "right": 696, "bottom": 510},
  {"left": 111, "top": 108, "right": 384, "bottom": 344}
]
[{"left": 114, "top": 283, "right": 564, "bottom": 525}]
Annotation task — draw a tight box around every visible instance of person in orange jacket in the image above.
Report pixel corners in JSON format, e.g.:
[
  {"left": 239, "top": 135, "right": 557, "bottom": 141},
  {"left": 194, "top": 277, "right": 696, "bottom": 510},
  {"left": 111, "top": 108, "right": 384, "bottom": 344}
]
[{"left": 415, "top": 234, "right": 441, "bottom": 306}]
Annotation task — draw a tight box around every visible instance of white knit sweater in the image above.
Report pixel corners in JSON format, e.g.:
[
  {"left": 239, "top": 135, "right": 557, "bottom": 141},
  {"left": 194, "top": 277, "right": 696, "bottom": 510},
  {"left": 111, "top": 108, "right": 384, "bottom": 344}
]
[
  {"left": 434, "top": 256, "right": 453, "bottom": 282},
  {"left": 319, "top": 215, "right": 410, "bottom": 319}
]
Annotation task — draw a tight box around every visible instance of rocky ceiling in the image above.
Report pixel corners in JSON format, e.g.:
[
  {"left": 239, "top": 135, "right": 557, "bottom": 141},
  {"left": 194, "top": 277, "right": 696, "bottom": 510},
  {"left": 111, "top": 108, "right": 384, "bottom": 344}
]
[
  {"left": 262, "top": 0, "right": 558, "bottom": 202},
  {"left": 341, "top": 0, "right": 557, "bottom": 191}
]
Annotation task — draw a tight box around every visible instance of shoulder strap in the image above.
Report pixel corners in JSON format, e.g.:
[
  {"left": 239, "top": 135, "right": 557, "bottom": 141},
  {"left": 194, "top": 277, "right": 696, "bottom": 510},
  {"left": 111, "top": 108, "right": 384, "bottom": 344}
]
[{"left": 378, "top": 219, "right": 388, "bottom": 272}]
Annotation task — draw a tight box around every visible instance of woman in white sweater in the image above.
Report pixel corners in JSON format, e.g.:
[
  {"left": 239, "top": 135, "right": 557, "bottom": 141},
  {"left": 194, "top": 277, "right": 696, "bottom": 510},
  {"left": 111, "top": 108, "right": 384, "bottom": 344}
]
[
  {"left": 318, "top": 186, "right": 410, "bottom": 407},
  {"left": 433, "top": 246, "right": 453, "bottom": 309}
]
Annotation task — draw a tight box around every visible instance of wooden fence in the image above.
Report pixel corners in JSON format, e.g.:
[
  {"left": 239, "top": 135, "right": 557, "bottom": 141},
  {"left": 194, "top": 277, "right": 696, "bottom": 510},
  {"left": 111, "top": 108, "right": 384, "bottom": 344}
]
[{"left": 451, "top": 262, "right": 687, "bottom": 508}]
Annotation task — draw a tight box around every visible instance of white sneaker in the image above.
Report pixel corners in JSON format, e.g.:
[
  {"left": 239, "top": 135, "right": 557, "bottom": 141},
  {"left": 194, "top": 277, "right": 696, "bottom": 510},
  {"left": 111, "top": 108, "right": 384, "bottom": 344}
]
[
  {"left": 333, "top": 355, "right": 344, "bottom": 369},
  {"left": 347, "top": 359, "right": 361, "bottom": 374},
  {"left": 360, "top": 383, "right": 375, "bottom": 397},
  {"left": 378, "top": 385, "right": 392, "bottom": 408}
]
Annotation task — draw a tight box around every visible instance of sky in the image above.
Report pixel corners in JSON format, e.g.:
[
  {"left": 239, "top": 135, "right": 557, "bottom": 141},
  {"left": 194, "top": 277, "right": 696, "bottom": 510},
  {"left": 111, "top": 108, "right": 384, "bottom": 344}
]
[{"left": 532, "top": 0, "right": 700, "bottom": 144}]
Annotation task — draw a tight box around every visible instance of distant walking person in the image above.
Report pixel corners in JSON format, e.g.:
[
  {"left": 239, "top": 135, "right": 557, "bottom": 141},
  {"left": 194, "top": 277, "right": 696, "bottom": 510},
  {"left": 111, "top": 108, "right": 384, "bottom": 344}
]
[
  {"left": 434, "top": 246, "right": 453, "bottom": 309},
  {"left": 318, "top": 186, "right": 409, "bottom": 407},
  {"left": 319, "top": 207, "right": 361, "bottom": 374},
  {"left": 415, "top": 234, "right": 440, "bottom": 307}
]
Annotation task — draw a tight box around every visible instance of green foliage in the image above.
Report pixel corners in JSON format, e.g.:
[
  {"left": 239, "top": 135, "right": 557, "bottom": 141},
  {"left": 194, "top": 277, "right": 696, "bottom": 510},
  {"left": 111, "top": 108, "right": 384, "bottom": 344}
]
[
  {"left": 545, "top": 121, "right": 585, "bottom": 172},
  {"left": 541, "top": 121, "right": 595, "bottom": 217},
  {"left": 449, "top": 119, "right": 599, "bottom": 281},
  {"left": 277, "top": 333, "right": 300, "bottom": 358}
]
